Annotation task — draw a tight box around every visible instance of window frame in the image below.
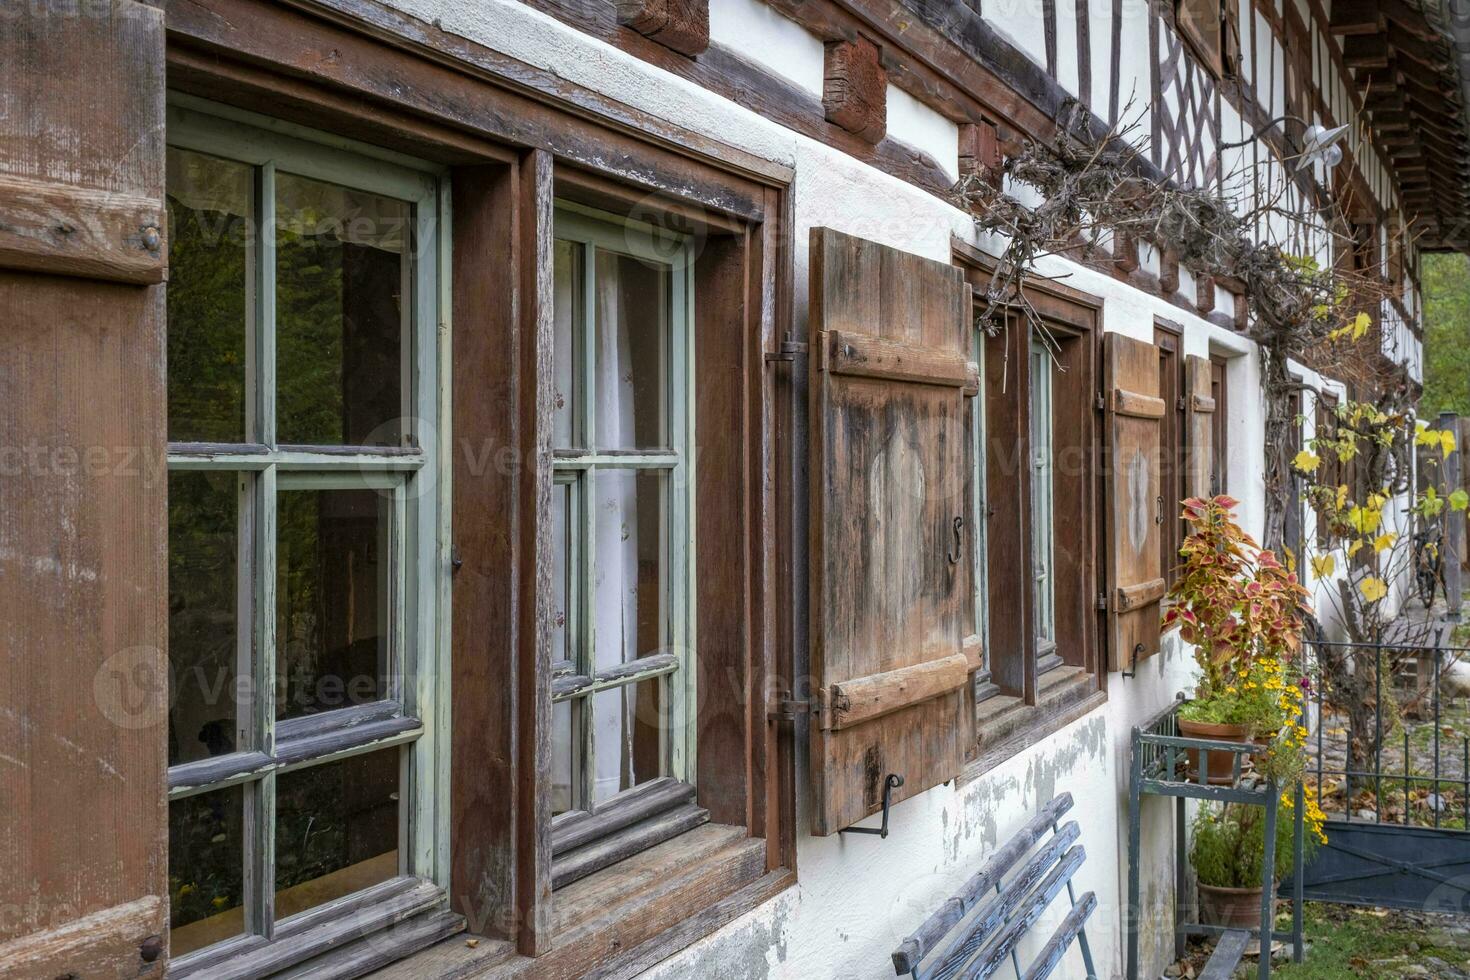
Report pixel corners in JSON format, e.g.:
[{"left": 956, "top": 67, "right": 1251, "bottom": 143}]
[
  {"left": 1155, "top": 320, "right": 1185, "bottom": 592},
  {"left": 163, "top": 96, "right": 451, "bottom": 973},
  {"left": 1029, "top": 332, "right": 1059, "bottom": 672},
  {"left": 1210, "top": 354, "right": 1230, "bottom": 495},
  {"left": 548, "top": 203, "right": 698, "bottom": 833},
  {"left": 956, "top": 240, "right": 1106, "bottom": 774}
]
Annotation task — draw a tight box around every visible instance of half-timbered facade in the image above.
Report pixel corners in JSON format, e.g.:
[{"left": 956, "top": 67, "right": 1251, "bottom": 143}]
[{"left": 0, "top": 0, "right": 1454, "bottom": 978}]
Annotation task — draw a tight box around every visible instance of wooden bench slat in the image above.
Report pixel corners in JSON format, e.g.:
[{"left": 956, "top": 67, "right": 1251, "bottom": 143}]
[
  {"left": 892, "top": 793, "right": 1074, "bottom": 974},
  {"left": 1019, "top": 892, "right": 1096, "bottom": 980},
  {"left": 920, "top": 822, "right": 1081, "bottom": 980},
  {"left": 937, "top": 845, "right": 1086, "bottom": 980},
  {"left": 1198, "top": 929, "right": 1251, "bottom": 980}
]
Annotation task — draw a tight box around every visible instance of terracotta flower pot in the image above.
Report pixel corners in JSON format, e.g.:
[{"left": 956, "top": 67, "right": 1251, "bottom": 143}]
[
  {"left": 1177, "top": 717, "right": 1251, "bottom": 784},
  {"left": 1198, "top": 880, "right": 1277, "bottom": 930}
]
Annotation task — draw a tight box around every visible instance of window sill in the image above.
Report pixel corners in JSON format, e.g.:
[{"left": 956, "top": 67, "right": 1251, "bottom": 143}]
[
  {"left": 373, "top": 824, "right": 792, "bottom": 979},
  {"left": 962, "top": 668, "right": 1106, "bottom": 782}
]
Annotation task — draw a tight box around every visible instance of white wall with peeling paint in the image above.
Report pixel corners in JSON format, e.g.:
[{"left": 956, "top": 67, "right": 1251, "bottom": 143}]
[{"left": 373, "top": 1, "right": 1330, "bottom": 976}]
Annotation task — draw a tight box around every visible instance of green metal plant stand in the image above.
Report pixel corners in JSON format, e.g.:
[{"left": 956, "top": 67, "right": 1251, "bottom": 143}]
[{"left": 1126, "top": 699, "right": 1306, "bottom": 980}]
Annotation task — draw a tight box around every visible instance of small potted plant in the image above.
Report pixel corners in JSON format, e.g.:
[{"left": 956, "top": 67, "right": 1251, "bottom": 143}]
[
  {"left": 1191, "top": 795, "right": 1325, "bottom": 928},
  {"left": 1164, "top": 496, "right": 1311, "bottom": 783}
]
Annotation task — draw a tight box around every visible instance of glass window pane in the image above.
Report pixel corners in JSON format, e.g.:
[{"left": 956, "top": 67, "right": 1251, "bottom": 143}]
[
  {"left": 592, "top": 470, "right": 667, "bottom": 670},
  {"left": 551, "top": 480, "right": 575, "bottom": 666},
  {"left": 594, "top": 251, "right": 669, "bottom": 450},
  {"left": 553, "top": 240, "right": 581, "bottom": 448},
  {"left": 552, "top": 699, "right": 577, "bottom": 816},
  {"left": 169, "top": 470, "right": 243, "bottom": 766},
  {"left": 276, "top": 487, "right": 390, "bottom": 718},
  {"left": 169, "top": 785, "right": 246, "bottom": 957},
  {"left": 1029, "top": 339, "right": 1055, "bottom": 649},
  {"left": 276, "top": 173, "right": 409, "bottom": 446},
  {"left": 166, "top": 148, "right": 251, "bottom": 444},
  {"left": 274, "top": 749, "right": 400, "bottom": 920},
  {"left": 592, "top": 678, "right": 666, "bottom": 804}
]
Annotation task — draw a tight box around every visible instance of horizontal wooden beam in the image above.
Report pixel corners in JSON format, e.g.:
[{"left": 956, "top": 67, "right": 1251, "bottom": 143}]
[
  {"left": 0, "top": 174, "right": 165, "bottom": 285},
  {"left": 822, "top": 652, "right": 973, "bottom": 731},
  {"left": 822, "top": 329, "right": 975, "bottom": 387}
]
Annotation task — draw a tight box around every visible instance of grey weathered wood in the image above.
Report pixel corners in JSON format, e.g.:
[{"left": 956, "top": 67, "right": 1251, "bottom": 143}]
[
  {"left": 1018, "top": 891, "right": 1096, "bottom": 980},
  {"left": 552, "top": 803, "right": 712, "bottom": 889},
  {"left": 551, "top": 652, "right": 680, "bottom": 701},
  {"left": 892, "top": 793, "right": 1074, "bottom": 973},
  {"left": 274, "top": 715, "right": 422, "bottom": 767},
  {"left": 1198, "top": 929, "right": 1251, "bottom": 980},
  {"left": 922, "top": 824, "right": 1083, "bottom": 980},
  {"left": 168, "top": 751, "right": 274, "bottom": 794},
  {"left": 175, "top": 879, "right": 445, "bottom": 980},
  {"left": 961, "top": 847, "right": 1087, "bottom": 978},
  {"left": 273, "top": 909, "right": 465, "bottom": 979},
  {"left": 552, "top": 778, "right": 696, "bottom": 855}
]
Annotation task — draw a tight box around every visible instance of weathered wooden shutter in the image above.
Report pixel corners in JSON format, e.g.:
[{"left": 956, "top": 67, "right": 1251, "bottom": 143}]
[
  {"left": 1184, "top": 355, "right": 1216, "bottom": 500},
  {"left": 1104, "top": 334, "right": 1166, "bottom": 671},
  {"left": 807, "top": 228, "right": 978, "bottom": 835},
  {"left": 0, "top": 2, "right": 169, "bottom": 975}
]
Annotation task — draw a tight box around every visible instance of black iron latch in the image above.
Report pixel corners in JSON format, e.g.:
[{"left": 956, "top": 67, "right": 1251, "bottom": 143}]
[
  {"left": 764, "top": 339, "right": 809, "bottom": 363},
  {"left": 839, "top": 773, "right": 904, "bottom": 839}
]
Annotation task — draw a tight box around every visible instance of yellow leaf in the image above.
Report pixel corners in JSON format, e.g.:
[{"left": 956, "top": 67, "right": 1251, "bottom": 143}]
[
  {"left": 1348, "top": 539, "right": 1363, "bottom": 557},
  {"left": 1336, "top": 485, "right": 1349, "bottom": 508},
  {"left": 1416, "top": 424, "right": 1441, "bottom": 447},
  {"left": 1373, "top": 533, "right": 1397, "bottom": 554},
  {"left": 1292, "top": 450, "right": 1320, "bottom": 473},
  {"left": 1311, "top": 554, "right": 1336, "bottom": 579},
  {"left": 1346, "top": 506, "right": 1382, "bottom": 535},
  {"left": 1359, "top": 576, "right": 1389, "bottom": 602},
  {"left": 1351, "top": 311, "right": 1371, "bottom": 340},
  {"left": 1443, "top": 429, "right": 1459, "bottom": 456}
]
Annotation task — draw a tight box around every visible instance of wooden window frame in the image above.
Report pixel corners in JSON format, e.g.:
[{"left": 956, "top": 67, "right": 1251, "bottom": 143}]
[
  {"left": 163, "top": 2, "right": 796, "bottom": 975},
  {"left": 1210, "top": 355, "right": 1230, "bottom": 495},
  {"left": 547, "top": 204, "right": 698, "bottom": 878},
  {"left": 1176, "top": 0, "right": 1225, "bottom": 78},
  {"left": 1029, "top": 333, "right": 1059, "bottom": 672},
  {"left": 954, "top": 239, "right": 1107, "bottom": 777},
  {"left": 163, "top": 97, "right": 451, "bottom": 975},
  {"left": 1155, "top": 320, "right": 1185, "bottom": 592}
]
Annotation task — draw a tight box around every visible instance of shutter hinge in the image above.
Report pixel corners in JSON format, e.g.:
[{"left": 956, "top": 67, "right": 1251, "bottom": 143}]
[
  {"left": 765, "top": 338, "right": 809, "bottom": 363},
  {"left": 1095, "top": 390, "right": 1106, "bottom": 411},
  {"left": 768, "top": 697, "right": 815, "bottom": 724},
  {"left": 1096, "top": 590, "right": 1109, "bottom": 611},
  {"left": 1177, "top": 395, "right": 1188, "bottom": 412}
]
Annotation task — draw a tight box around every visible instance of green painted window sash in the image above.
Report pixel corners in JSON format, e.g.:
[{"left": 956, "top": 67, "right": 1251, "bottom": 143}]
[
  {"left": 163, "top": 95, "right": 449, "bottom": 956},
  {"left": 550, "top": 204, "right": 696, "bottom": 816}
]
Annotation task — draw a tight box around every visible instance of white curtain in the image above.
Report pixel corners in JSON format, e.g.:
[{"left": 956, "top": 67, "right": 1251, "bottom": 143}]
[{"left": 592, "top": 254, "right": 641, "bottom": 804}]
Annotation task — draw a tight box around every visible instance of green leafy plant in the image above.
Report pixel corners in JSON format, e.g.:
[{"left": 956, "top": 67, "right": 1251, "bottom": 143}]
[
  {"left": 1164, "top": 496, "right": 1311, "bottom": 714},
  {"left": 1191, "top": 797, "right": 1324, "bottom": 888}
]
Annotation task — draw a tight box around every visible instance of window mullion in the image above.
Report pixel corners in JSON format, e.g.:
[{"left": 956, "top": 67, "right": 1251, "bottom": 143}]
[
  {"left": 251, "top": 460, "right": 278, "bottom": 936},
  {"left": 257, "top": 160, "right": 277, "bottom": 449},
  {"left": 579, "top": 464, "right": 598, "bottom": 813}
]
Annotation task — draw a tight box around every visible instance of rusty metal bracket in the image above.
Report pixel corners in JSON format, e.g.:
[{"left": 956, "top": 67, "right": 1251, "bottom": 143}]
[{"left": 764, "top": 338, "right": 809, "bottom": 363}]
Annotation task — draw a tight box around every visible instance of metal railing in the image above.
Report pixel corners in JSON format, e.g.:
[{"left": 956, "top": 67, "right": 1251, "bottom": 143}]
[{"left": 1305, "top": 636, "right": 1470, "bottom": 832}]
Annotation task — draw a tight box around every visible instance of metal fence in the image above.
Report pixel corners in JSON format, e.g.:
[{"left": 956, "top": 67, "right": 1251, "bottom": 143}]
[{"left": 1305, "top": 637, "right": 1470, "bottom": 831}]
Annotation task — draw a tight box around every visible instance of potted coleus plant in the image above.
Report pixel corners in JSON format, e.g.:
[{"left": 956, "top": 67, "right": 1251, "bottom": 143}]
[
  {"left": 1191, "top": 796, "right": 1325, "bottom": 928},
  {"left": 1163, "top": 496, "right": 1311, "bottom": 783}
]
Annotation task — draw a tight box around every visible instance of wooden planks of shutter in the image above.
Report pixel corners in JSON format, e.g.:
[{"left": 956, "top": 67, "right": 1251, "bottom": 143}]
[
  {"left": 0, "top": 1, "right": 169, "bottom": 971},
  {"left": 1104, "top": 333, "right": 1166, "bottom": 672},
  {"left": 807, "top": 228, "right": 977, "bottom": 835},
  {"left": 1184, "top": 354, "right": 1216, "bottom": 500}
]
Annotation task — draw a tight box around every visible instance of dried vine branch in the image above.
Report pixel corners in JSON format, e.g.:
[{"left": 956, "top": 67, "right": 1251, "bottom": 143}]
[{"left": 950, "top": 98, "right": 1410, "bottom": 555}]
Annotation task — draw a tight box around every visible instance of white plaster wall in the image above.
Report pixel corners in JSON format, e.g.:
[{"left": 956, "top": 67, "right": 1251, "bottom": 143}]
[
  {"left": 885, "top": 84, "right": 960, "bottom": 182},
  {"left": 709, "top": 0, "right": 826, "bottom": 99},
  {"left": 366, "top": 2, "right": 1345, "bottom": 976}
]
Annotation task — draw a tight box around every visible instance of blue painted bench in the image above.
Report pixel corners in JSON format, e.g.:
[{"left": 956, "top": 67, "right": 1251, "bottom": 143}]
[{"left": 891, "top": 793, "right": 1098, "bottom": 980}]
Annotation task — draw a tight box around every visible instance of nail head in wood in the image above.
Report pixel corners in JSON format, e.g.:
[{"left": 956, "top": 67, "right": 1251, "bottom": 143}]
[
  {"left": 615, "top": 0, "right": 709, "bottom": 57},
  {"left": 823, "top": 36, "right": 886, "bottom": 144}
]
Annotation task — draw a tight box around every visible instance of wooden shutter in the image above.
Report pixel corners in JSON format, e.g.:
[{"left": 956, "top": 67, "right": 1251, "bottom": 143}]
[
  {"left": 1184, "top": 355, "right": 1216, "bottom": 500},
  {"left": 1104, "top": 334, "right": 1166, "bottom": 671},
  {"left": 807, "top": 228, "right": 978, "bottom": 835},
  {"left": 0, "top": 2, "right": 169, "bottom": 974}
]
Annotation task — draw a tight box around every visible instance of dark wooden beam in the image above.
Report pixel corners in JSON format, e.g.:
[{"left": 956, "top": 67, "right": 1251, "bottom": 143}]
[
  {"left": 1343, "top": 34, "right": 1390, "bottom": 69},
  {"left": 1328, "top": 0, "right": 1383, "bottom": 35},
  {"left": 615, "top": 0, "right": 709, "bottom": 56},
  {"left": 823, "top": 35, "right": 886, "bottom": 143}
]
